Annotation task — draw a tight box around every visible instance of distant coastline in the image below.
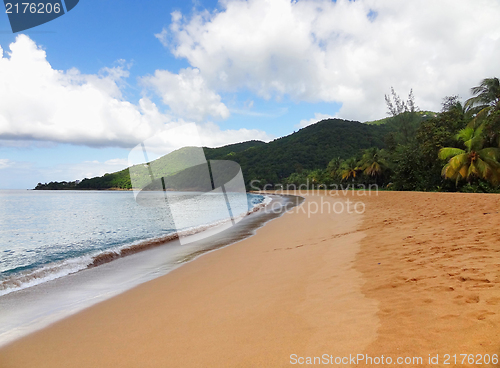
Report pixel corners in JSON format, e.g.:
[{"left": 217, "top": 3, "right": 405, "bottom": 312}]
[{"left": 34, "top": 185, "right": 133, "bottom": 191}]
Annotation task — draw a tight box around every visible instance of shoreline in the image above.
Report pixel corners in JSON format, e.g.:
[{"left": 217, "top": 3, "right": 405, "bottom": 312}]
[
  {"left": 0, "top": 192, "right": 274, "bottom": 298},
  {"left": 0, "top": 193, "right": 300, "bottom": 348},
  {"left": 0, "top": 192, "right": 377, "bottom": 367},
  {"left": 1, "top": 191, "right": 499, "bottom": 367}
]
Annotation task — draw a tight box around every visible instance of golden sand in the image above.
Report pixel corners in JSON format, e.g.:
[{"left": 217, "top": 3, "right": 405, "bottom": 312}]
[
  {"left": 357, "top": 192, "right": 500, "bottom": 366},
  {"left": 0, "top": 191, "right": 499, "bottom": 367}
]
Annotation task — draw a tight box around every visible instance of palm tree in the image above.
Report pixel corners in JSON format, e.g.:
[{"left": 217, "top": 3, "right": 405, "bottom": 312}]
[
  {"left": 438, "top": 127, "right": 500, "bottom": 185},
  {"left": 357, "top": 148, "right": 389, "bottom": 179},
  {"left": 326, "top": 157, "right": 342, "bottom": 180},
  {"left": 308, "top": 169, "right": 324, "bottom": 186},
  {"left": 465, "top": 77, "right": 500, "bottom": 113},
  {"left": 465, "top": 77, "right": 500, "bottom": 145},
  {"left": 340, "top": 158, "right": 359, "bottom": 181}
]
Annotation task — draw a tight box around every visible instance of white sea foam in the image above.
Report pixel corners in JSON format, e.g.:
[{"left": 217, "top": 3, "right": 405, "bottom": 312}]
[
  {"left": 0, "top": 195, "right": 271, "bottom": 297},
  {"left": 0, "top": 256, "right": 93, "bottom": 296}
]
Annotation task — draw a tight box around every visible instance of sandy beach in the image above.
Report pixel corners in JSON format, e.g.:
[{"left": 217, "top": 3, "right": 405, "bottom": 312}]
[
  {"left": 358, "top": 191, "right": 500, "bottom": 365},
  {"left": 0, "top": 191, "right": 499, "bottom": 367}
]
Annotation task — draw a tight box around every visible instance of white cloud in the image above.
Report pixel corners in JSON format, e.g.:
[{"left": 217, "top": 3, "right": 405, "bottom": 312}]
[
  {"left": 59, "top": 158, "right": 130, "bottom": 180},
  {"left": 0, "top": 35, "right": 266, "bottom": 149},
  {"left": 140, "top": 67, "right": 230, "bottom": 122},
  {"left": 197, "top": 121, "right": 271, "bottom": 147},
  {"left": 297, "top": 113, "right": 334, "bottom": 129},
  {"left": 155, "top": 27, "right": 170, "bottom": 48},
  {"left": 128, "top": 122, "right": 272, "bottom": 171},
  {"left": 104, "top": 158, "right": 129, "bottom": 166},
  {"left": 0, "top": 158, "right": 13, "bottom": 169},
  {"left": 0, "top": 35, "right": 168, "bottom": 147},
  {"left": 0, "top": 140, "right": 57, "bottom": 148},
  {"left": 128, "top": 121, "right": 273, "bottom": 165},
  {"left": 230, "top": 107, "right": 288, "bottom": 118},
  {"left": 164, "top": 0, "right": 500, "bottom": 121}
]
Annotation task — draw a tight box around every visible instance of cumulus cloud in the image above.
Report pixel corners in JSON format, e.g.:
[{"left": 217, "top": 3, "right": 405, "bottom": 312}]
[
  {"left": 0, "top": 35, "right": 266, "bottom": 149},
  {"left": 297, "top": 113, "right": 334, "bottom": 129},
  {"left": 163, "top": 0, "right": 500, "bottom": 121},
  {"left": 0, "top": 35, "right": 168, "bottom": 147},
  {"left": 141, "top": 67, "right": 230, "bottom": 121}
]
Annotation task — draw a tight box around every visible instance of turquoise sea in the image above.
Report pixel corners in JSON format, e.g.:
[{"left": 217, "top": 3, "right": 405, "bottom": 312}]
[
  {"left": 0, "top": 190, "right": 266, "bottom": 296},
  {"left": 0, "top": 190, "right": 298, "bottom": 346}
]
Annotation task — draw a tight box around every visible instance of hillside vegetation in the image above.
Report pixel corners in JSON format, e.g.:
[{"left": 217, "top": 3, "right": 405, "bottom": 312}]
[
  {"left": 35, "top": 118, "right": 401, "bottom": 190},
  {"left": 35, "top": 77, "right": 500, "bottom": 193}
]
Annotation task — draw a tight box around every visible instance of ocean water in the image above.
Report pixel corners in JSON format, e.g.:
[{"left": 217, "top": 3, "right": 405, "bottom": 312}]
[
  {"left": 0, "top": 190, "right": 300, "bottom": 347},
  {"left": 0, "top": 190, "right": 266, "bottom": 296}
]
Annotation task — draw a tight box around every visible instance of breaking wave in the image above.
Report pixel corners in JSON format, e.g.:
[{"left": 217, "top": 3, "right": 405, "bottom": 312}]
[{"left": 0, "top": 196, "right": 271, "bottom": 297}]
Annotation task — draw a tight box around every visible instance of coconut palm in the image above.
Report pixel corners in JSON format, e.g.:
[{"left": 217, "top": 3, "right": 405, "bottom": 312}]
[
  {"left": 357, "top": 148, "right": 389, "bottom": 178},
  {"left": 326, "top": 157, "right": 342, "bottom": 179},
  {"left": 438, "top": 127, "right": 500, "bottom": 185},
  {"left": 465, "top": 78, "right": 500, "bottom": 145},
  {"left": 340, "top": 158, "right": 359, "bottom": 181},
  {"left": 465, "top": 77, "right": 500, "bottom": 113},
  {"left": 308, "top": 169, "right": 325, "bottom": 186}
]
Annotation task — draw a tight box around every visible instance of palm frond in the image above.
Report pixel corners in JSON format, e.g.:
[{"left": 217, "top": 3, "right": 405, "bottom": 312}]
[
  {"left": 442, "top": 163, "right": 459, "bottom": 179},
  {"left": 364, "top": 162, "right": 381, "bottom": 177},
  {"left": 467, "top": 106, "right": 493, "bottom": 130},
  {"left": 475, "top": 158, "right": 491, "bottom": 180},
  {"left": 447, "top": 153, "right": 469, "bottom": 171},
  {"left": 458, "top": 164, "right": 469, "bottom": 180},
  {"left": 467, "top": 162, "right": 479, "bottom": 178},
  {"left": 438, "top": 147, "right": 465, "bottom": 160},
  {"left": 455, "top": 126, "right": 484, "bottom": 151},
  {"left": 455, "top": 127, "right": 474, "bottom": 147},
  {"left": 441, "top": 152, "right": 469, "bottom": 183},
  {"left": 479, "top": 147, "right": 500, "bottom": 162},
  {"left": 467, "top": 78, "right": 500, "bottom": 109}
]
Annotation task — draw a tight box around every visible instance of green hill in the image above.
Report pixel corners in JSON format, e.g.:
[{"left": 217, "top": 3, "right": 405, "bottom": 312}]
[
  {"left": 34, "top": 141, "right": 267, "bottom": 190},
  {"left": 34, "top": 118, "right": 403, "bottom": 190},
  {"left": 221, "top": 118, "right": 394, "bottom": 187},
  {"left": 204, "top": 140, "right": 267, "bottom": 160}
]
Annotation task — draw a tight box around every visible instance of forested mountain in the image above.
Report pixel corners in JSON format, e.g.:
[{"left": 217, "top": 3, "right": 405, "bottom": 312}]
[
  {"left": 216, "top": 119, "right": 394, "bottom": 187},
  {"left": 34, "top": 118, "right": 399, "bottom": 190}
]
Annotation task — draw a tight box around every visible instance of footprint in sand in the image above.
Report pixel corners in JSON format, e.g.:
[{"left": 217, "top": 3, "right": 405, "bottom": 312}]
[
  {"left": 465, "top": 294, "right": 480, "bottom": 303},
  {"left": 486, "top": 297, "right": 500, "bottom": 305},
  {"left": 475, "top": 310, "right": 495, "bottom": 321},
  {"left": 440, "top": 314, "right": 460, "bottom": 320},
  {"left": 428, "top": 285, "right": 454, "bottom": 292}
]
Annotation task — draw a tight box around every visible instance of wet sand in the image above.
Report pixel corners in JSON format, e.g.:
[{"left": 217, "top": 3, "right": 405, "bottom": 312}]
[{"left": 1, "top": 191, "right": 499, "bottom": 367}]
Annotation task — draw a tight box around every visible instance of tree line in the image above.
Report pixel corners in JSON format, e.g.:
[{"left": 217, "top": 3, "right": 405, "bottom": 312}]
[
  {"left": 281, "top": 77, "right": 500, "bottom": 193},
  {"left": 35, "top": 77, "right": 500, "bottom": 193}
]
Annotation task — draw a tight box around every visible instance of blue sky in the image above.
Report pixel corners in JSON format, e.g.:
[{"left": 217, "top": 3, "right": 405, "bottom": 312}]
[{"left": 0, "top": 0, "right": 499, "bottom": 188}]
